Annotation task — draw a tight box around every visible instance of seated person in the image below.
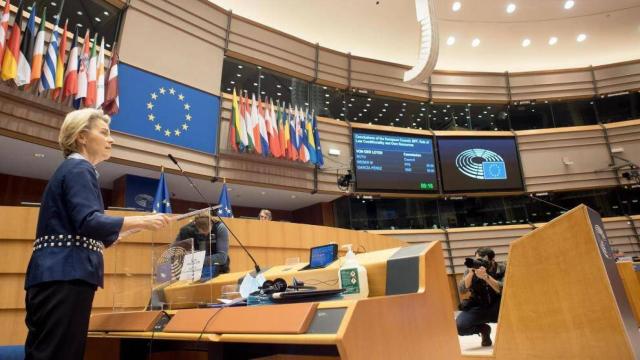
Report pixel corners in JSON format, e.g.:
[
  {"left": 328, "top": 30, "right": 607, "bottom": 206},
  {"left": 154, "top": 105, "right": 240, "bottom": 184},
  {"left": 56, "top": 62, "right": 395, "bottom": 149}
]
[
  {"left": 258, "top": 209, "right": 272, "bottom": 221},
  {"left": 175, "top": 213, "right": 230, "bottom": 274},
  {"left": 456, "top": 247, "right": 506, "bottom": 347}
]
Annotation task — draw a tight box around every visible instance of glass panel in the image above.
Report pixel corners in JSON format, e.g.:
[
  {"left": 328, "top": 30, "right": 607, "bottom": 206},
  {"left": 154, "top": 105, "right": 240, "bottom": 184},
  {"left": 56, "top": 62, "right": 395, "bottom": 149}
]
[
  {"left": 259, "top": 66, "right": 309, "bottom": 109},
  {"left": 509, "top": 101, "right": 554, "bottom": 130},
  {"left": 596, "top": 93, "right": 633, "bottom": 123},
  {"left": 221, "top": 57, "right": 260, "bottom": 95},
  {"left": 551, "top": 99, "right": 598, "bottom": 127},
  {"left": 429, "top": 103, "right": 467, "bottom": 130},
  {"left": 347, "top": 91, "right": 423, "bottom": 129},
  {"left": 470, "top": 104, "right": 510, "bottom": 131},
  {"left": 437, "top": 197, "right": 509, "bottom": 228},
  {"left": 310, "top": 84, "right": 346, "bottom": 120}
]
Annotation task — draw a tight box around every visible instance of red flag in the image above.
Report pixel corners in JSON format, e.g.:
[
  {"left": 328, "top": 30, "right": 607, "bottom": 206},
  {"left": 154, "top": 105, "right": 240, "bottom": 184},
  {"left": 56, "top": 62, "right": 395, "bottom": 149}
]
[
  {"left": 0, "top": 0, "right": 11, "bottom": 69},
  {"left": 102, "top": 50, "right": 119, "bottom": 115},
  {"left": 62, "top": 27, "right": 79, "bottom": 98},
  {"left": 1, "top": 2, "right": 22, "bottom": 81}
]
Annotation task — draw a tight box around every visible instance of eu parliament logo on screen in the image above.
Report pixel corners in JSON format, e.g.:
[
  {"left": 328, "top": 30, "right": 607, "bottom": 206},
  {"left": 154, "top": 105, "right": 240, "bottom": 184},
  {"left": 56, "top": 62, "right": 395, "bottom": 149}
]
[
  {"left": 455, "top": 148, "right": 507, "bottom": 180},
  {"left": 438, "top": 137, "right": 523, "bottom": 192}
]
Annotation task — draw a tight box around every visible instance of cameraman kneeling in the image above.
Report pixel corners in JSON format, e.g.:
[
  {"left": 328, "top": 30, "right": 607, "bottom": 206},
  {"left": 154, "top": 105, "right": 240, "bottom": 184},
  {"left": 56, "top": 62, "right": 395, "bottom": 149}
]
[{"left": 456, "top": 247, "right": 506, "bottom": 347}]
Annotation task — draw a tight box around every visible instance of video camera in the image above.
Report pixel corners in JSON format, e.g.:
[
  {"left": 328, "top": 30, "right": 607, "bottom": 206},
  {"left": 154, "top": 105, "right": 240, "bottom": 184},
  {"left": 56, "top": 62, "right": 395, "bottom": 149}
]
[{"left": 464, "top": 257, "right": 491, "bottom": 269}]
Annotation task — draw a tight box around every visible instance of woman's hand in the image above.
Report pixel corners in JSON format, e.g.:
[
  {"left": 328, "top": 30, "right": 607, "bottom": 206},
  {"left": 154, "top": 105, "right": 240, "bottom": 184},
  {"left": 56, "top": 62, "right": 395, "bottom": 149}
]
[{"left": 121, "top": 214, "right": 171, "bottom": 233}]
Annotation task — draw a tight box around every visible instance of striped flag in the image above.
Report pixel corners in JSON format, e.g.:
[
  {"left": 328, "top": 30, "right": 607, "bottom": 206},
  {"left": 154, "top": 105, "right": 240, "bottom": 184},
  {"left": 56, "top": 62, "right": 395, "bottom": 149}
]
[
  {"left": 102, "top": 49, "right": 118, "bottom": 115},
  {"left": 0, "top": 1, "right": 22, "bottom": 81},
  {"left": 74, "top": 29, "right": 90, "bottom": 107},
  {"left": 236, "top": 90, "right": 248, "bottom": 149},
  {"left": 268, "top": 98, "right": 282, "bottom": 157},
  {"left": 243, "top": 91, "right": 254, "bottom": 151},
  {"left": 229, "top": 88, "right": 239, "bottom": 151},
  {"left": 277, "top": 101, "right": 286, "bottom": 157},
  {"left": 39, "top": 11, "right": 60, "bottom": 92},
  {"left": 257, "top": 96, "right": 269, "bottom": 156},
  {"left": 15, "top": 3, "right": 36, "bottom": 86},
  {"left": 304, "top": 110, "right": 317, "bottom": 164},
  {"left": 85, "top": 33, "right": 97, "bottom": 106},
  {"left": 95, "top": 37, "right": 105, "bottom": 107},
  {"left": 249, "top": 93, "right": 261, "bottom": 154},
  {"left": 62, "top": 26, "right": 78, "bottom": 98},
  {"left": 52, "top": 19, "right": 67, "bottom": 99},
  {"left": 0, "top": 0, "right": 11, "bottom": 70},
  {"left": 288, "top": 105, "right": 299, "bottom": 161},
  {"left": 30, "top": 6, "right": 45, "bottom": 84}
]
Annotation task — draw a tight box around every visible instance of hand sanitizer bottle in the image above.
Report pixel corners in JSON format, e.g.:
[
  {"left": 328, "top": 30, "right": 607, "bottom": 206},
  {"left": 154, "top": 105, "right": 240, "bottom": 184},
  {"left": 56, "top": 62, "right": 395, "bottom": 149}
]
[{"left": 338, "top": 244, "right": 369, "bottom": 299}]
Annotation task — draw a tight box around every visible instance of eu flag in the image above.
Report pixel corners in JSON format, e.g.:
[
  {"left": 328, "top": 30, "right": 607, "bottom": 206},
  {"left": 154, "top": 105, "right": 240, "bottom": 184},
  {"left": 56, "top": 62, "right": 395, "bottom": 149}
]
[
  {"left": 217, "top": 183, "right": 233, "bottom": 218},
  {"left": 111, "top": 63, "right": 220, "bottom": 154},
  {"left": 153, "top": 170, "right": 172, "bottom": 214}
]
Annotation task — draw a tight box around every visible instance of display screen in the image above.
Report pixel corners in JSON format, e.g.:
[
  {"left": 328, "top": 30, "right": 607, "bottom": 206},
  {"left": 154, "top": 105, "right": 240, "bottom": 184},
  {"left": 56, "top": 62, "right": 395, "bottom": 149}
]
[
  {"left": 437, "top": 136, "right": 524, "bottom": 192},
  {"left": 309, "top": 244, "right": 338, "bottom": 269},
  {"left": 352, "top": 130, "right": 438, "bottom": 192}
]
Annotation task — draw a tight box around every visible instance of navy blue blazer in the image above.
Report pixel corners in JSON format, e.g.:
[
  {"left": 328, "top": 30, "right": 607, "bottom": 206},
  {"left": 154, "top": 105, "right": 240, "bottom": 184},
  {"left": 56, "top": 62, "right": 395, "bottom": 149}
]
[{"left": 25, "top": 157, "right": 124, "bottom": 289}]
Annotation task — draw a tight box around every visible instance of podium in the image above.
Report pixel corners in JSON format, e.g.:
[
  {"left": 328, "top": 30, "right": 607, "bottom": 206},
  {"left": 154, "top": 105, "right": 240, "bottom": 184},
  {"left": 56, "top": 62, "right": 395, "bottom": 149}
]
[{"left": 85, "top": 205, "right": 640, "bottom": 359}]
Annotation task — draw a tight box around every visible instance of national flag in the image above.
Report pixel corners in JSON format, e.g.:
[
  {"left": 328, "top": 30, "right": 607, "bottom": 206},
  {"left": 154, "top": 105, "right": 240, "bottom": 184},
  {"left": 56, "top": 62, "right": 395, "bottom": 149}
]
[
  {"left": 216, "top": 183, "right": 233, "bottom": 218},
  {"left": 52, "top": 19, "right": 67, "bottom": 99},
  {"left": 268, "top": 98, "right": 282, "bottom": 157},
  {"left": 283, "top": 104, "right": 291, "bottom": 158},
  {"left": 39, "top": 11, "right": 60, "bottom": 92},
  {"left": 257, "top": 96, "right": 269, "bottom": 156},
  {"left": 277, "top": 101, "right": 286, "bottom": 157},
  {"left": 62, "top": 26, "right": 78, "bottom": 98},
  {"left": 74, "top": 29, "right": 90, "bottom": 107},
  {"left": 250, "top": 93, "right": 261, "bottom": 154},
  {"left": 102, "top": 48, "right": 119, "bottom": 115},
  {"left": 15, "top": 2, "right": 36, "bottom": 86},
  {"left": 85, "top": 33, "right": 97, "bottom": 106},
  {"left": 95, "top": 36, "right": 105, "bottom": 107},
  {"left": 152, "top": 168, "right": 172, "bottom": 214},
  {"left": 298, "top": 110, "right": 310, "bottom": 163},
  {"left": 0, "top": 0, "right": 11, "bottom": 70},
  {"left": 229, "top": 88, "right": 239, "bottom": 151},
  {"left": 288, "top": 105, "right": 299, "bottom": 161},
  {"left": 30, "top": 5, "right": 45, "bottom": 84},
  {"left": 303, "top": 110, "right": 317, "bottom": 164},
  {"left": 312, "top": 111, "right": 324, "bottom": 167},
  {"left": 243, "top": 91, "right": 253, "bottom": 151},
  {"left": 1, "top": 1, "right": 22, "bottom": 81},
  {"left": 236, "top": 90, "right": 248, "bottom": 149}
]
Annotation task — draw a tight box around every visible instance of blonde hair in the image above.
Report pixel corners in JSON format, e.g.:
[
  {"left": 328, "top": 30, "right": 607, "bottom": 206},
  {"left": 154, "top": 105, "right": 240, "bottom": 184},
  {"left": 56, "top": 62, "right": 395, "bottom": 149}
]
[{"left": 58, "top": 109, "right": 111, "bottom": 158}]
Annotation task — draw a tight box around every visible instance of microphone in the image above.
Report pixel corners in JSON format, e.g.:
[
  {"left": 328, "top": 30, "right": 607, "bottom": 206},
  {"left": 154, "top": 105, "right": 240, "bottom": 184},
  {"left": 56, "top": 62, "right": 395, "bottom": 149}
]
[
  {"left": 528, "top": 193, "right": 569, "bottom": 212},
  {"left": 166, "top": 154, "right": 262, "bottom": 275}
]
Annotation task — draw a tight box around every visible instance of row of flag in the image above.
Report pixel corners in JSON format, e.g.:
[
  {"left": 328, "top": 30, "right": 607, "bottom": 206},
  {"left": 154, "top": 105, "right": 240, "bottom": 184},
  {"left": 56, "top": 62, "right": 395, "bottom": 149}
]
[
  {"left": 0, "top": 1, "right": 119, "bottom": 113},
  {"left": 152, "top": 168, "right": 234, "bottom": 218},
  {"left": 230, "top": 89, "right": 324, "bottom": 166}
]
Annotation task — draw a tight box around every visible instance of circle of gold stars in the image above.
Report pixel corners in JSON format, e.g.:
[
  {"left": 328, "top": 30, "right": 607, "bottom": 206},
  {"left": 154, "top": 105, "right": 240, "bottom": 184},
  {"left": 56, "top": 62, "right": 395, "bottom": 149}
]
[{"left": 146, "top": 86, "right": 192, "bottom": 138}]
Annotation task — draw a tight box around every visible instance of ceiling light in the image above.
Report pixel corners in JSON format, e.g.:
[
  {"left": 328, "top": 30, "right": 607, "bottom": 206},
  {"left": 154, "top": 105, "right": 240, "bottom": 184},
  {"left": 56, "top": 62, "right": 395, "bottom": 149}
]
[
  {"left": 564, "top": 0, "right": 575, "bottom": 10},
  {"left": 77, "top": 11, "right": 83, "bottom": 15},
  {"left": 548, "top": 36, "right": 558, "bottom": 45},
  {"left": 261, "top": 191, "right": 266, "bottom": 195},
  {"left": 521, "top": 38, "right": 531, "bottom": 47},
  {"left": 34, "top": 153, "right": 45, "bottom": 158},
  {"left": 446, "top": 36, "right": 455, "bottom": 45},
  {"left": 471, "top": 38, "right": 480, "bottom": 47},
  {"left": 103, "top": 11, "right": 109, "bottom": 16},
  {"left": 506, "top": 3, "right": 516, "bottom": 13},
  {"left": 95, "top": 17, "right": 101, "bottom": 22},
  {"left": 290, "top": 195, "right": 297, "bottom": 199},
  {"left": 452, "top": 1, "right": 461, "bottom": 12},
  {"left": 576, "top": 33, "right": 587, "bottom": 42}
]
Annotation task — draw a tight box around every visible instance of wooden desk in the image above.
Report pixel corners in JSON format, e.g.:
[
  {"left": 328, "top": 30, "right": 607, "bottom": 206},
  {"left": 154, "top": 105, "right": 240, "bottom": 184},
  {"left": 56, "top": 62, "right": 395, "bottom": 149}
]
[{"left": 617, "top": 261, "right": 640, "bottom": 327}]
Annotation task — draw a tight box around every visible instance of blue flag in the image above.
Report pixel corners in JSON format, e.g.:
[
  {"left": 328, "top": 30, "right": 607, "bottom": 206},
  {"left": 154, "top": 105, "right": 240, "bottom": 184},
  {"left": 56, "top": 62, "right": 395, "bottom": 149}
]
[
  {"left": 111, "top": 63, "right": 220, "bottom": 154},
  {"left": 217, "top": 183, "right": 233, "bottom": 218},
  {"left": 152, "top": 170, "right": 172, "bottom": 214},
  {"left": 313, "top": 113, "right": 324, "bottom": 167}
]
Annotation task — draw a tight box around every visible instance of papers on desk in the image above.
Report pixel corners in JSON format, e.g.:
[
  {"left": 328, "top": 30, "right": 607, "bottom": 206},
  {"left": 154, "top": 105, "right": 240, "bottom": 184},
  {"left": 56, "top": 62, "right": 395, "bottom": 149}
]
[{"left": 239, "top": 272, "right": 266, "bottom": 298}]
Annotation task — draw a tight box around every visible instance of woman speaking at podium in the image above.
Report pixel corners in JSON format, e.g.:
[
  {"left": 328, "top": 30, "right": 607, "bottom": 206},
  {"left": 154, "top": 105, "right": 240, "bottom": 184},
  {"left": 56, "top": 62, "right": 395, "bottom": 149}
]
[{"left": 23, "top": 109, "right": 171, "bottom": 360}]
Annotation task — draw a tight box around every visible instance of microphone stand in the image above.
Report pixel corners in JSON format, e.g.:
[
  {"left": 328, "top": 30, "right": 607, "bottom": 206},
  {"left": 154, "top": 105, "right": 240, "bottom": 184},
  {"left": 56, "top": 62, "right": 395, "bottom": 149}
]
[
  {"left": 167, "top": 154, "right": 261, "bottom": 275},
  {"left": 528, "top": 193, "right": 569, "bottom": 212}
]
